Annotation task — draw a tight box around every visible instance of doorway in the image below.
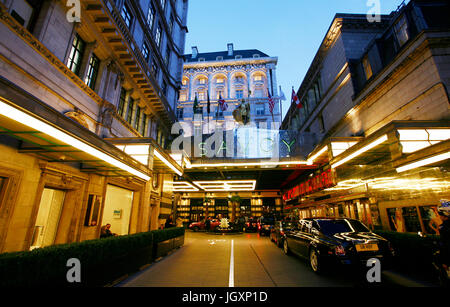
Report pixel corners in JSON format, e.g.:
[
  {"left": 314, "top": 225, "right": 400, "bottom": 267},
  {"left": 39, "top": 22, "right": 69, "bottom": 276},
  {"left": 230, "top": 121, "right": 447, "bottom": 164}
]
[
  {"left": 102, "top": 184, "right": 134, "bottom": 236},
  {"left": 30, "top": 188, "right": 66, "bottom": 250}
]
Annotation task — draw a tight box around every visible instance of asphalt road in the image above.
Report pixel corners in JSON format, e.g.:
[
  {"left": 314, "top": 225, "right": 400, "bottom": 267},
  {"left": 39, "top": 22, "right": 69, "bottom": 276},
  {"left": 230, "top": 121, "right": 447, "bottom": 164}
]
[{"left": 117, "top": 231, "right": 408, "bottom": 288}]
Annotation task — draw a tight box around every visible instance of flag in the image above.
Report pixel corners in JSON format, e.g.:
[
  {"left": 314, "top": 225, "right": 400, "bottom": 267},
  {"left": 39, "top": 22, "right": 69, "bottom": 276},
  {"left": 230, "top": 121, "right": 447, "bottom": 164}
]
[
  {"left": 268, "top": 90, "right": 275, "bottom": 115},
  {"left": 218, "top": 94, "right": 228, "bottom": 112},
  {"left": 292, "top": 88, "right": 302, "bottom": 109},
  {"left": 279, "top": 87, "right": 286, "bottom": 101}
]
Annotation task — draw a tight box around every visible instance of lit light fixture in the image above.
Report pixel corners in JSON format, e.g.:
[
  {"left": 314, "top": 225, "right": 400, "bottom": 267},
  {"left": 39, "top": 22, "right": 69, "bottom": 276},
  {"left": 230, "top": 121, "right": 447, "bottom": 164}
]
[
  {"left": 0, "top": 99, "right": 150, "bottom": 181},
  {"left": 187, "top": 160, "right": 309, "bottom": 169},
  {"left": 194, "top": 180, "right": 257, "bottom": 192},
  {"left": 398, "top": 129, "right": 450, "bottom": 154},
  {"left": 396, "top": 151, "right": 450, "bottom": 173},
  {"left": 331, "top": 135, "right": 388, "bottom": 169},
  {"left": 154, "top": 149, "right": 183, "bottom": 176},
  {"left": 307, "top": 146, "right": 328, "bottom": 164},
  {"left": 172, "top": 181, "right": 199, "bottom": 192}
]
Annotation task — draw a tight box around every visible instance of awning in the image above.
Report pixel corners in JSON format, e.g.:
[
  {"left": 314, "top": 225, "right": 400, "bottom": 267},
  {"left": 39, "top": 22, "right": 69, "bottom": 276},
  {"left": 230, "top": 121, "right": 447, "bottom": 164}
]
[{"left": 0, "top": 77, "right": 150, "bottom": 181}]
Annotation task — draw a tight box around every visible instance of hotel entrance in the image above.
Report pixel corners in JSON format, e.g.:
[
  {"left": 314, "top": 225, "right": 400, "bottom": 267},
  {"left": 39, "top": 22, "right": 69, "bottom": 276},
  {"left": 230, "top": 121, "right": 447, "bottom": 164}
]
[
  {"left": 102, "top": 184, "right": 134, "bottom": 236},
  {"left": 30, "top": 188, "right": 66, "bottom": 250}
]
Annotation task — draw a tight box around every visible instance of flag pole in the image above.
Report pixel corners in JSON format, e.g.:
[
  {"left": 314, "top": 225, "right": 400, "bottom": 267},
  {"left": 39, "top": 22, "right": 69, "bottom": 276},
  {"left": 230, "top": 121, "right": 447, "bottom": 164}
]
[{"left": 279, "top": 86, "right": 283, "bottom": 129}]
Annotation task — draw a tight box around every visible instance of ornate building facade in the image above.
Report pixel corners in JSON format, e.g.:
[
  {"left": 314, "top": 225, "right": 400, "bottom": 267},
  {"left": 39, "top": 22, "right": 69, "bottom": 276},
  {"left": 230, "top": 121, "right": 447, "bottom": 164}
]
[
  {"left": 177, "top": 44, "right": 281, "bottom": 136},
  {"left": 0, "top": 0, "right": 187, "bottom": 253}
]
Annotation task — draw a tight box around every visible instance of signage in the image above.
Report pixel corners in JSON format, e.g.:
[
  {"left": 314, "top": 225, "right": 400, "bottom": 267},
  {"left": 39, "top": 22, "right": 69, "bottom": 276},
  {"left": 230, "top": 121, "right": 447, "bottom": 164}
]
[{"left": 283, "top": 168, "right": 336, "bottom": 201}]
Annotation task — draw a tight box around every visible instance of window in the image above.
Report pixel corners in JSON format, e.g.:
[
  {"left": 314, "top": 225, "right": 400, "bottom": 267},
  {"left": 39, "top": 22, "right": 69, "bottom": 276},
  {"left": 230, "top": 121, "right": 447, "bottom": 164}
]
[
  {"left": 387, "top": 207, "right": 422, "bottom": 233},
  {"left": 169, "top": 15, "right": 174, "bottom": 35},
  {"left": 142, "top": 42, "right": 150, "bottom": 62},
  {"left": 176, "top": 108, "right": 184, "bottom": 119},
  {"left": 155, "top": 23, "right": 162, "bottom": 47},
  {"left": 134, "top": 106, "right": 142, "bottom": 130},
  {"left": 164, "top": 47, "right": 171, "bottom": 67},
  {"left": 10, "top": 0, "right": 38, "bottom": 30},
  {"left": 235, "top": 55, "right": 242, "bottom": 59},
  {"left": 236, "top": 90, "right": 244, "bottom": 99},
  {"left": 362, "top": 55, "right": 373, "bottom": 80},
  {"left": 216, "top": 78, "right": 224, "bottom": 84},
  {"left": 179, "top": 93, "right": 187, "bottom": 102},
  {"left": 126, "top": 97, "right": 135, "bottom": 124},
  {"left": 394, "top": 15, "right": 409, "bottom": 47},
  {"left": 160, "top": 0, "right": 166, "bottom": 10},
  {"left": 253, "top": 54, "right": 260, "bottom": 59},
  {"left": 142, "top": 114, "right": 149, "bottom": 136},
  {"left": 182, "top": 79, "right": 188, "bottom": 86},
  {"left": 147, "top": 3, "right": 156, "bottom": 29},
  {"left": 84, "top": 195, "right": 102, "bottom": 227},
  {"left": 199, "top": 78, "right": 207, "bottom": 85},
  {"left": 151, "top": 62, "right": 158, "bottom": 78},
  {"left": 254, "top": 75, "right": 263, "bottom": 82},
  {"left": 319, "top": 114, "right": 325, "bottom": 133},
  {"left": 256, "top": 106, "right": 265, "bottom": 116},
  {"left": 162, "top": 80, "right": 168, "bottom": 97},
  {"left": 121, "top": 3, "right": 133, "bottom": 28},
  {"left": 216, "top": 91, "right": 224, "bottom": 100},
  {"left": 67, "top": 34, "right": 86, "bottom": 76},
  {"left": 216, "top": 56, "right": 223, "bottom": 61},
  {"left": 118, "top": 88, "right": 127, "bottom": 117},
  {"left": 198, "top": 92, "right": 206, "bottom": 101},
  {"left": 84, "top": 53, "right": 100, "bottom": 90}
]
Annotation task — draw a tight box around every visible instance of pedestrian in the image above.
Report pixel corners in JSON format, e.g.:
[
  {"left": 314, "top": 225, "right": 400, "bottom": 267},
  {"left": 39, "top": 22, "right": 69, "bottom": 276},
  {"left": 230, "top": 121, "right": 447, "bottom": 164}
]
[
  {"left": 205, "top": 216, "right": 211, "bottom": 232},
  {"left": 100, "top": 223, "right": 116, "bottom": 238},
  {"left": 176, "top": 216, "right": 183, "bottom": 228},
  {"left": 437, "top": 205, "right": 450, "bottom": 272},
  {"left": 165, "top": 216, "right": 175, "bottom": 229}
]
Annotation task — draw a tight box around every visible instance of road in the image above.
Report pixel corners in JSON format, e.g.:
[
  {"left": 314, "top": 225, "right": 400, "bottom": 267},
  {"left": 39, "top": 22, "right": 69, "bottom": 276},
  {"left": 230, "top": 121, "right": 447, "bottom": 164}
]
[{"left": 117, "top": 231, "right": 403, "bottom": 288}]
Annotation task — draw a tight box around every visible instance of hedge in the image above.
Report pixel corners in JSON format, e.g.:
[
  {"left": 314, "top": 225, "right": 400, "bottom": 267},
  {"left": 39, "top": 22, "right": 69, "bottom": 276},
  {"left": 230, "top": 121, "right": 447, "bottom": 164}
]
[
  {"left": 0, "top": 227, "right": 184, "bottom": 287},
  {"left": 375, "top": 230, "right": 440, "bottom": 279}
]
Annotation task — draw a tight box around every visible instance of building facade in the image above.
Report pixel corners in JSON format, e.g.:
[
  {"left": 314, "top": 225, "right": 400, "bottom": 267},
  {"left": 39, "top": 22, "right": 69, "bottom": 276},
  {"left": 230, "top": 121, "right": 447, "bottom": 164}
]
[
  {"left": 281, "top": 0, "right": 450, "bottom": 234},
  {"left": 0, "top": 0, "right": 187, "bottom": 253},
  {"left": 177, "top": 43, "right": 281, "bottom": 136}
]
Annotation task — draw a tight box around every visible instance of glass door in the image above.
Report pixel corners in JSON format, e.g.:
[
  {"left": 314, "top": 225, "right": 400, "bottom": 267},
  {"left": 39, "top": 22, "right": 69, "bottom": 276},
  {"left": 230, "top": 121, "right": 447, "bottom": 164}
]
[{"left": 30, "top": 188, "right": 66, "bottom": 250}]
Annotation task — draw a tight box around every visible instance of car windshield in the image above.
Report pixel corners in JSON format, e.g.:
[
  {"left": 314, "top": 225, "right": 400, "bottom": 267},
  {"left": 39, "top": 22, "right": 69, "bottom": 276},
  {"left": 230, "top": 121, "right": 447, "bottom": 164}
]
[{"left": 317, "top": 219, "right": 370, "bottom": 235}]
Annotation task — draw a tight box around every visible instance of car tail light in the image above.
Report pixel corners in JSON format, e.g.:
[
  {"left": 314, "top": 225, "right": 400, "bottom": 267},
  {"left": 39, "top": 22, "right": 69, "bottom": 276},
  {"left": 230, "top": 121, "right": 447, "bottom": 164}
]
[
  {"left": 246, "top": 223, "right": 250, "bottom": 227},
  {"left": 335, "top": 245, "right": 346, "bottom": 256}
]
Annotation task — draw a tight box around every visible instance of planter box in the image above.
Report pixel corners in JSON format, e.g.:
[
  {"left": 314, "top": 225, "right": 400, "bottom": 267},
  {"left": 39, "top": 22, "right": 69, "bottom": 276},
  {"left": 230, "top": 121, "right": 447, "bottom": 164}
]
[{"left": 154, "top": 235, "right": 185, "bottom": 259}]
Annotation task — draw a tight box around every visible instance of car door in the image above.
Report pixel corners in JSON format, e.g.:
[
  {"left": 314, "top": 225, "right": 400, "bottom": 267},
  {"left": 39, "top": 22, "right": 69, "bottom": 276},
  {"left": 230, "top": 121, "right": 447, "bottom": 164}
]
[
  {"left": 286, "top": 221, "right": 305, "bottom": 256},
  {"left": 296, "top": 220, "right": 313, "bottom": 258}
]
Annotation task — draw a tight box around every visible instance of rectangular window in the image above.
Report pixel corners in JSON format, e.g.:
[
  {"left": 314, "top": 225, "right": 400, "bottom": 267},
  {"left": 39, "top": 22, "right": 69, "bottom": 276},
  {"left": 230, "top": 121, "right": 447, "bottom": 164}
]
[
  {"left": 394, "top": 15, "right": 409, "bottom": 47},
  {"left": 152, "top": 62, "right": 158, "bottom": 78},
  {"left": 362, "top": 55, "right": 373, "bottom": 80},
  {"left": 84, "top": 53, "right": 100, "bottom": 90},
  {"left": 216, "top": 91, "right": 224, "bottom": 100},
  {"left": 84, "top": 194, "right": 102, "bottom": 227},
  {"left": 67, "top": 34, "right": 86, "bottom": 76},
  {"left": 10, "top": 0, "right": 36, "bottom": 30},
  {"left": 155, "top": 24, "right": 162, "bottom": 47},
  {"left": 176, "top": 108, "right": 184, "bottom": 119},
  {"left": 169, "top": 15, "right": 174, "bottom": 35},
  {"left": 147, "top": 3, "right": 156, "bottom": 29},
  {"left": 216, "top": 78, "right": 224, "bottom": 84},
  {"left": 118, "top": 88, "right": 127, "bottom": 117},
  {"left": 126, "top": 98, "right": 135, "bottom": 124},
  {"left": 134, "top": 106, "right": 142, "bottom": 130},
  {"left": 319, "top": 114, "right": 325, "bottom": 133},
  {"left": 162, "top": 80, "right": 168, "bottom": 97},
  {"left": 121, "top": 3, "right": 133, "bottom": 28},
  {"left": 256, "top": 106, "right": 265, "bottom": 116},
  {"left": 198, "top": 92, "right": 206, "bottom": 101},
  {"left": 160, "top": 0, "right": 166, "bottom": 10},
  {"left": 165, "top": 47, "right": 171, "bottom": 67},
  {"left": 142, "top": 42, "right": 150, "bottom": 62},
  {"left": 236, "top": 90, "right": 244, "bottom": 99}
]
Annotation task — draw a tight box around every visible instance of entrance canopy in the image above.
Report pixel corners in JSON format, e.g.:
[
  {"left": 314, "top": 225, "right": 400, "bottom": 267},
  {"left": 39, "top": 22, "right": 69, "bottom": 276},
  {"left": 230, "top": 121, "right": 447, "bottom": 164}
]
[{"left": 0, "top": 78, "right": 150, "bottom": 181}]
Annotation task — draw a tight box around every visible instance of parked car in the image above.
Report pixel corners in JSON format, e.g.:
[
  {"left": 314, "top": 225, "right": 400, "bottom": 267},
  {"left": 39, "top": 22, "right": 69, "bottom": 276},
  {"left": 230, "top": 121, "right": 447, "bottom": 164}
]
[
  {"left": 282, "top": 218, "right": 395, "bottom": 274},
  {"left": 242, "top": 217, "right": 259, "bottom": 232},
  {"left": 270, "top": 220, "right": 295, "bottom": 247},
  {"left": 189, "top": 219, "right": 220, "bottom": 232},
  {"left": 257, "top": 215, "right": 275, "bottom": 236}
]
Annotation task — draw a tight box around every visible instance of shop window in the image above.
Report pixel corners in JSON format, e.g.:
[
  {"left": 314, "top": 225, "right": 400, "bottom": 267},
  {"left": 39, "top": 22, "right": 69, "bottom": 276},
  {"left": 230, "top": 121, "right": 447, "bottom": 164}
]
[
  {"left": 387, "top": 207, "right": 422, "bottom": 233},
  {"left": 84, "top": 194, "right": 102, "bottom": 227},
  {"left": 420, "top": 205, "right": 442, "bottom": 235}
]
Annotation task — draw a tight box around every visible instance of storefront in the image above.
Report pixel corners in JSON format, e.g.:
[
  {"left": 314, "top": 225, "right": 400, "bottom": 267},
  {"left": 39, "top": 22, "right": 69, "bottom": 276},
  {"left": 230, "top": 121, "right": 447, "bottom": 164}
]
[{"left": 282, "top": 121, "right": 450, "bottom": 234}]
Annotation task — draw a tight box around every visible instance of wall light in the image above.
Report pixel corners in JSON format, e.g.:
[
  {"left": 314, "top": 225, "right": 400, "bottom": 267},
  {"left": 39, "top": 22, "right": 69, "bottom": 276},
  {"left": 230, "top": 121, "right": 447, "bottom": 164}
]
[
  {"left": 331, "top": 135, "right": 388, "bottom": 169},
  {"left": 396, "top": 151, "right": 450, "bottom": 173},
  {"left": 154, "top": 149, "right": 183, "bottom": 176}
]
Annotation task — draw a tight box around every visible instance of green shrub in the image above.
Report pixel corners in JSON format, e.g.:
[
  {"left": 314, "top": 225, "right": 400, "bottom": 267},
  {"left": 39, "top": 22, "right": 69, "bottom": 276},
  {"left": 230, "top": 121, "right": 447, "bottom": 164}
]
[{"left": 0, "top": 228, "right": 184, "bottom": 287}]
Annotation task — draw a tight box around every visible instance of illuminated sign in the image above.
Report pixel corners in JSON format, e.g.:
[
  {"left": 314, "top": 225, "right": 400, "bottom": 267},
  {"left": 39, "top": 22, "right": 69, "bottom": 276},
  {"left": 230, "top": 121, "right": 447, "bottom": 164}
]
[{"left": 283, "top": 169, "right": 336, "bottom": 201}]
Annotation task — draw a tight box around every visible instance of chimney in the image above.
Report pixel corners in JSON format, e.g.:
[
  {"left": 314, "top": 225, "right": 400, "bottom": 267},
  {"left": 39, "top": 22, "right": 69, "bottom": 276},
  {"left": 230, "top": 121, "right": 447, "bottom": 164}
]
[
  {"left": 192, "top": 46, "right": 198, "bottom": 59},
  {"left": 227, "top": 43, "right": 234, "bottom": 56}
]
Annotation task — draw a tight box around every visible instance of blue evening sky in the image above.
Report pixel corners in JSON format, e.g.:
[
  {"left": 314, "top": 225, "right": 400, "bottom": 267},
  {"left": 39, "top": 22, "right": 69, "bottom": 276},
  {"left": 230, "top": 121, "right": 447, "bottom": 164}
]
[{"left": 184, "top": 0, "right": 406, "bottom": 120}]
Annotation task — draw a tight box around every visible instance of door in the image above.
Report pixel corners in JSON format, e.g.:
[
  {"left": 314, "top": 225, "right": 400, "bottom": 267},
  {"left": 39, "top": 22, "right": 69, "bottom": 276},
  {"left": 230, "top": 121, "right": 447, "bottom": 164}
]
[
  {"left": 30, "top": 188, "right": 66, "bottom": 250},
  {"left": 102, "top": 185, "right": 134, "bottom": 236}
]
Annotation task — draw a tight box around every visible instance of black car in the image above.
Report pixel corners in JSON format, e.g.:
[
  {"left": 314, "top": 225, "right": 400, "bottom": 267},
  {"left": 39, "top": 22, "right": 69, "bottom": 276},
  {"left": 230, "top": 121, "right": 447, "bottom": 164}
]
[
  {"left": 282, "top": 218, "right": 395, "bottom": 274},
  {"left": 270, "top": 221, "right": 295, "bottom": 247},
  {"left": 243, "top": 217, "right": 258, "bottom": 232},
  {"left": 257, "top": 215, "right": 275, "bottom": 236}
]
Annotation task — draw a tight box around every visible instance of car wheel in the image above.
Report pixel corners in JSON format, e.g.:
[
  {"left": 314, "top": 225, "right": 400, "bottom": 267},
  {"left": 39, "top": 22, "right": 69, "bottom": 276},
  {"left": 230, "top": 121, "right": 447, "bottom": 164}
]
[
  {"left": 309, "top": 248, "right": 322, "bottom": 274},
  {"left": 283, "top": 239, "right": 290, "bottom": 255}
]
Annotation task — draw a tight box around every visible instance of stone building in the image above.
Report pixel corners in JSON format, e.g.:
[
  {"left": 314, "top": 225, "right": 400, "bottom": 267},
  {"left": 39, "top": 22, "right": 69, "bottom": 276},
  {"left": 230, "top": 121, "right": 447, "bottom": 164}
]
[
  {"left": 0, "top": 0, "right": 187, "bottom": 252},
  {"left": 281, "top": 0, "right": 450, "bottom": 234},
  {"left": 177, "top": 43, "right": 281, "bottom": 135}
]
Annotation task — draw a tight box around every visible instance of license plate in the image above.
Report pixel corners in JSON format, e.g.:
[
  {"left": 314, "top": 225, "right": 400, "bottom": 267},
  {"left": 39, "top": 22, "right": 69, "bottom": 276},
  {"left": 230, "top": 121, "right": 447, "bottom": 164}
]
[{"left": 355, "top": 243, "right": 379, "bottom": 252}]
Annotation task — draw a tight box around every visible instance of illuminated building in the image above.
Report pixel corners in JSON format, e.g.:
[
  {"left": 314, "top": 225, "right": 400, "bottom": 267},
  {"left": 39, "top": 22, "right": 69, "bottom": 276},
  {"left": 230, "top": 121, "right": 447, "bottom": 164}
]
[
  {"left": 0, "top": 0, "right": 187, "bottom": 252},
  {"left": 281, "top": 0, "right": 450, "bottom": 234}
]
